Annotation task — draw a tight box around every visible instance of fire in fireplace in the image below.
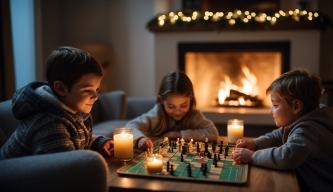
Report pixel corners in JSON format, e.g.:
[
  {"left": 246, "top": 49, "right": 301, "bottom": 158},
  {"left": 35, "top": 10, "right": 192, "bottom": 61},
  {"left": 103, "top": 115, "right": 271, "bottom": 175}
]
[
  {"left": 217, "top": 65, "right": 262, "bottom": 107},
  {"left": 178, "top": 42, "right": 290, "bottom": 108}
]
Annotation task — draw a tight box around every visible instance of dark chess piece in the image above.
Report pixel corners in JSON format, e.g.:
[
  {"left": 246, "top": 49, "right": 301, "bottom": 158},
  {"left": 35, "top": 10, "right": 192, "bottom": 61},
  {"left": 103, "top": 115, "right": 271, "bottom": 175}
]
[
  {"left": 218, "top": 153, "right": 221, "bottom": 161},
  {"left": 224, "top": 145, "right": 229, "bottom": 159},
  {"left": 167, "top": 161, "right": 170, "bottom": 172},
  {"left": 182, "top": 145, "right": 187, "bottom": 155},
  {"left": 212, "top": 142, "right": 216, "bottom": 152},
  {"left": 213, "top": 154, "right": 218, "bottom": 167},
  {"left": 181, "top": 153, "right": 184, "bottom": 162},
  {"left": 219, "top": 141, "right": 223, "bottom": 154},
  {"left": 187, "top": 163, "right": 192, "bottom": 177},
  {"left": 203, "top": 163, "right": 208, "bottom": 176},
  {"left": 207, "top": 151, "right": 212, "bottom": 159},
  {"left": 170, "top": 164, "right": 174, "bottom": 176},
  {"left": 196, "top": 142, "right": 200, "bottom": 153},
  {"left": 204, "top": 142, "right": 208, "bottom": 153}
]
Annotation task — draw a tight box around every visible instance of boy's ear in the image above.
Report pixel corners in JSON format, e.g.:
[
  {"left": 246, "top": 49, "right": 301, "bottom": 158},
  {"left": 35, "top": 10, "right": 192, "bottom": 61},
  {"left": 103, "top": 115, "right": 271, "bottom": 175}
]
[
  {"left": 53, "top": 80, "right": 69, "bottom": 96},
  {"left": 292, "top": 99, "right": 304, "bottom": 114}
]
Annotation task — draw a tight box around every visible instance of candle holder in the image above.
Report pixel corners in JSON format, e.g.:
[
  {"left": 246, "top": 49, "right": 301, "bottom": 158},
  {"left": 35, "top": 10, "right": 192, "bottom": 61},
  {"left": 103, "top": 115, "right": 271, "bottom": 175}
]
[
  {"left": 145, "top": 154, "right": 163, "bottom": 174},
  {"left": 227, "top": 119, "right": 244, "bottom": 144},
  {"left": 113, "top": 127, "right": 133, "bottom": 164}
]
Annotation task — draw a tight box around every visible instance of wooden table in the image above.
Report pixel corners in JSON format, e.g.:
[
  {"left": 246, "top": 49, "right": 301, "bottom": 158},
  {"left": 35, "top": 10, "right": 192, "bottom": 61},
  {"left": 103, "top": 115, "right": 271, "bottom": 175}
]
[{"left": 107, "top": 137, "right": 300, "bottom": 192}]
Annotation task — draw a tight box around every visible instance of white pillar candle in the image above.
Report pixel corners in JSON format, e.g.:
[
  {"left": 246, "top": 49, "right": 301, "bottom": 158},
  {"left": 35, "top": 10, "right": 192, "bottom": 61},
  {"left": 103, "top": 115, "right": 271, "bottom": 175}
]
[
  {"left": 227, "top": 119, "right": 244, "bottom": 144},
  {"left": 113, "top": 128, "right": 133, "bottom": 161},
  {"left": 146, "top": 154, "right": 163, "bottom": 173}
]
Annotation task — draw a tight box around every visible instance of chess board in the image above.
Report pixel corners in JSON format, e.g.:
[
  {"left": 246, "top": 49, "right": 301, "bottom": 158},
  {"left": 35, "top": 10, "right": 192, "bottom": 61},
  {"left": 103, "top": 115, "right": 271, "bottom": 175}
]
[{"left": 117, "top": 140, "right": 248, "bottom": 184}]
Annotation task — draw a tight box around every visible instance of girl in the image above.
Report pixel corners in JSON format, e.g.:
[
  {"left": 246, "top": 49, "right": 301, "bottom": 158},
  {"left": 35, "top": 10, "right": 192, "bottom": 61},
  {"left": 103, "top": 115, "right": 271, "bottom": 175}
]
[{"left": 127, "top": 71, "right": 219, "bottom": 145}]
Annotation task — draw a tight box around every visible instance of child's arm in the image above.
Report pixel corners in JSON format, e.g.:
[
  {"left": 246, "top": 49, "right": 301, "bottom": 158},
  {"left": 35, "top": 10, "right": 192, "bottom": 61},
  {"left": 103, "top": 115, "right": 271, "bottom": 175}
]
[
  {"left": 254, "top": 127, "right": 284, "bottom": 149},
  {"left": 180, "top": 111, "right": 219, "bottom": 141},
  {"left": 125, "top": 105, "right": 159, "bottom": 139},
  {"left": 251, "top": 126, "right": 314, "bottom": 169}
]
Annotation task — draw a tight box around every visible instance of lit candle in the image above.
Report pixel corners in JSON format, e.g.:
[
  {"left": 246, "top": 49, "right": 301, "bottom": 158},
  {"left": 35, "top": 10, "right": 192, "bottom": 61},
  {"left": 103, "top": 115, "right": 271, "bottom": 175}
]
[
  {"left": 227, "top": 119, "right": 244, "bottom": 144},
  {"left": 113, "top": 128, "right": 133, "bottom": 161},
  {"left": 146, "top": 154, "right": 163, "bottom": 173}
]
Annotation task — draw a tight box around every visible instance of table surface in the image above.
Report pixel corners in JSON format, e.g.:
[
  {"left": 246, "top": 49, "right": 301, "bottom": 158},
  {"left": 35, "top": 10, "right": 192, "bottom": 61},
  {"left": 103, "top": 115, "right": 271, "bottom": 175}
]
[{"left": 107, "top": 137, "right": 300, "bottom": 192}]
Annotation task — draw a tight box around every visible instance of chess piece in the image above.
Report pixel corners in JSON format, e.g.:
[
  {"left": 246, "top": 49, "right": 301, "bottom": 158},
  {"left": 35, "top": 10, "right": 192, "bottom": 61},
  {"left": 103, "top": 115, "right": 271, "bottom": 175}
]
[
  {"left": 203, "top": 163, "right": 208, "bottom": 176},
  {"left": 170, "top": 164, "right": 174, "bottom": 175},
  {"left": 187, "top": 163, "right": 192, "bottom": 177},
  {"left": 196, "top": 142, "right": 200, "bottom": 153},
  {"left": 219, "top": 141, "right": 223, "bottom": 154},
  {"left": 207, "top": 151, "right": 212, "bottom": 159},
  {"left": 212, "top": 142, "right": 216, "bottom": 152},
  {"left": 181, "top": 153, "right": 184, "bottom": 162},
  {"left": 167, "top": 161, "right": 170, "bottom": 172},
  {"left": 204, "top": 142, "right": 208, "bottom": 153},
  {"left": 180, "top": 137, "right": 185, "bottom": 146},
  {"left": 213, "top": 154, "right": 218, "bottom": 167}
]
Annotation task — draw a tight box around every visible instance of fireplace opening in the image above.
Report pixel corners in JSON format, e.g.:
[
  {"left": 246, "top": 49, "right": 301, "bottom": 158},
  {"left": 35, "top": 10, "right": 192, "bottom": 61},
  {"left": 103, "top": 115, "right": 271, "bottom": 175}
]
[{"left": 178, "top": 42, "right": 290, "bottom": 109}]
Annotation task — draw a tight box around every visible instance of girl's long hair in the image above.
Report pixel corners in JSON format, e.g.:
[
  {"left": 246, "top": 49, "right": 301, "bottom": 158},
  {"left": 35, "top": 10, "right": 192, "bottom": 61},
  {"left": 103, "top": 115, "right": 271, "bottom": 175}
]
[{"left": 152, "top": 71, "right": 197, "bottom": 136}]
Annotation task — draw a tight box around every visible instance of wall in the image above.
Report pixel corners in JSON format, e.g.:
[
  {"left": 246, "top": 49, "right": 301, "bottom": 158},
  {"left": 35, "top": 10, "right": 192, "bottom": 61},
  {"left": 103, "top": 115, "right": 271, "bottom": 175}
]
[
  {"left": 319, "top": 0, "right": 333, "bottom": 81},
  {"left": 39, "top": 0, "right": 156, "bottom": 96}
]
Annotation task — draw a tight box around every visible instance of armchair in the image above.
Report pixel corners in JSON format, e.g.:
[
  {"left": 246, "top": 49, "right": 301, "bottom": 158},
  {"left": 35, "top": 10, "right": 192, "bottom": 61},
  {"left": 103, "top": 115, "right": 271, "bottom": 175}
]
[{"left": 0, "top": 99, "right": 108, "bottom": 192}]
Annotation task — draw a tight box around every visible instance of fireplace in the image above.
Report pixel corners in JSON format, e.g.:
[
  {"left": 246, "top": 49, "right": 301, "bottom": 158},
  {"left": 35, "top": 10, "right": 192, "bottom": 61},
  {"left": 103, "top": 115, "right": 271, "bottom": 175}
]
[{"left": 178, "top": 42, "right": 290, "bottom": 109}]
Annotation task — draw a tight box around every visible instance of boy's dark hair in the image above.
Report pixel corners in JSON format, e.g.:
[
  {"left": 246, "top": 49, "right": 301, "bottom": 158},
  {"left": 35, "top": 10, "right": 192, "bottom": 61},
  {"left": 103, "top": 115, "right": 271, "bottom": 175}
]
[
  {"left": 158, "top": 71, "right": 196, "bottom": 108},
  {"left": 266, "top": 69, "right": 322, "bottom": 114},
  {"left": 46, "top": 46, "right": 103, "bottom": 91}
]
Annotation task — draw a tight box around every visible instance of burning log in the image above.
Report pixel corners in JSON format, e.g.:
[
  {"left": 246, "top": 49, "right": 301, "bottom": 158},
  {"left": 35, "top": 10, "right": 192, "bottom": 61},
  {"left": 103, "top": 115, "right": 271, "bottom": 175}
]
[{"left": 217, "top": 89, "right": 263, "bottom": 108}]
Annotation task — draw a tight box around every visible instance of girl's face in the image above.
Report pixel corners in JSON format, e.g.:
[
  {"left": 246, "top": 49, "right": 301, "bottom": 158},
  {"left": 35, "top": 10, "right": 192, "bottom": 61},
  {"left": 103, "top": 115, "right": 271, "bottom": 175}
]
[
  {"left": 62, "top": 73, "right": 102, "bottom": 114},
  {"left": 162, "top": 94, "right": 191, "bottom": 121},
  {"left": 270, "top": 91, "right": 301, "bottom": 127}
]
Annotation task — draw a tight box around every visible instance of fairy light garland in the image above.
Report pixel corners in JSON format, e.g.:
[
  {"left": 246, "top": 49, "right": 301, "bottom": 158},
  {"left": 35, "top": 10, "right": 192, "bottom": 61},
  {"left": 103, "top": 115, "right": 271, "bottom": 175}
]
[{"left": 149, "top": 9, "right": 326, "bottom": 31}]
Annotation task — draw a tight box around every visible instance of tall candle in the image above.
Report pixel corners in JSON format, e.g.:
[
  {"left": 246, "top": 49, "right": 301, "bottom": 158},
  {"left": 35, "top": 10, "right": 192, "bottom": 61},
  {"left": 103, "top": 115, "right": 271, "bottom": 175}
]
[
  {"left": 113, "top": 128, "right": 133, "bottom": 161},
  {"left": 227, "top": 119, "right": 244, "bottom": 144},
  {"left": 146, "top": 154, "right": 163, "bottom": 173}
]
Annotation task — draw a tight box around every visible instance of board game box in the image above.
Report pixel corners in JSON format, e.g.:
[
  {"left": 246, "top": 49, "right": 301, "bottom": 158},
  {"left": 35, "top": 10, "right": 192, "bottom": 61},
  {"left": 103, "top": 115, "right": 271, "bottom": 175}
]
[{"left": 117, "top": 139, "right": 248, "bottom": 184}]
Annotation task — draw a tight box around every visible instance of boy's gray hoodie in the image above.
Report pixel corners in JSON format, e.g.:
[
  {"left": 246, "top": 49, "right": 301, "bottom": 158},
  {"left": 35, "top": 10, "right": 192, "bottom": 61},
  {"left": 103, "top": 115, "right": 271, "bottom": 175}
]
[{"left": 253, "top": 107, "right": 333, "bottom": 191}]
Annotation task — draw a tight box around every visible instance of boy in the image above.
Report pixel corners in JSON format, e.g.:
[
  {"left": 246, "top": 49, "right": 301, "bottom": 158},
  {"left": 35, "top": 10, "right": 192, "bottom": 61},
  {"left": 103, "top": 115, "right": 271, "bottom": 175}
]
[
  {"left": 232, "top": 69, "right": 333, "bottom": 191},
  {"left": 0, "top": 47, "right": 113, "bottom": 159}
]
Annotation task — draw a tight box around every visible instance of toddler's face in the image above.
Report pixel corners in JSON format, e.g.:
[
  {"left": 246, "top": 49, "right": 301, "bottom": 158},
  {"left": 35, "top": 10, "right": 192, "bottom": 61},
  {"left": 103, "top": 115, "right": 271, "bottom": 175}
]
[
  {"left": 62, "top": 73, "right": 102, "bottom": 113},
  {"left": 270, "top": 91, "right": 299, "bottom": 127},
  {"left": 162, "top": 94, "right": 191, "bottom": 121}
]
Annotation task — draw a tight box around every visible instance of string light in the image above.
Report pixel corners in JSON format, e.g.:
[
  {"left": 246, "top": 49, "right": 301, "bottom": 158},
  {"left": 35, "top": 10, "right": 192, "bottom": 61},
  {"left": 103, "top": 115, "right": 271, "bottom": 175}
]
[{"left": 149, "top": 9, "right": 326, "bottom": 30}]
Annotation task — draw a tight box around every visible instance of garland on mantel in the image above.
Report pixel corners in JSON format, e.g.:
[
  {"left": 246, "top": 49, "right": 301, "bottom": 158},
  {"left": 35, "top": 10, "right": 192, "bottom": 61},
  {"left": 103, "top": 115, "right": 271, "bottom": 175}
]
[{"left": 147, "top": 9, "right": 330, "bottom": 32}]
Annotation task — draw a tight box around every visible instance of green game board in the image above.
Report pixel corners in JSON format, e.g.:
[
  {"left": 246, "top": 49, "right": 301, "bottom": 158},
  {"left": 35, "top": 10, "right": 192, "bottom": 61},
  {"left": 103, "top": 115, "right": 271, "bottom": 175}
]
[{"left": 117, "top": 143, "right": 248, "bottom": 184}]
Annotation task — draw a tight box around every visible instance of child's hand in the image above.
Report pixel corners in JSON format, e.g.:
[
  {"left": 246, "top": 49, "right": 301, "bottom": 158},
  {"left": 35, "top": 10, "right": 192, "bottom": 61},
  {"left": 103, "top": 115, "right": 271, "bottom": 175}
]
[
  {"left": 163, "top": 131, "right": 181, "bottom": 139},
  {"left": 138, "top": 137, "right": 154, "bottom": 151},
  {"left": 235, "top": 138, "right": 256, "bottom": 150},
  {"left": 102, "top": 140, "right": 114, "bottom": 157},
  {"left": 232, "top": 147, "right": 254, "bottom": 164}
]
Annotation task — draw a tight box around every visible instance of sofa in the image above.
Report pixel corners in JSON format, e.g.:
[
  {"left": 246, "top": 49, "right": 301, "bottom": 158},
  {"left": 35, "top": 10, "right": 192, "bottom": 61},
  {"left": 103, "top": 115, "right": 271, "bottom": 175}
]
[
  {"left": 91, "top": 90, "right": 156, "bottom": 138},
  {"left": 0, "top": 90, "right": 155, "bottom": 192}
]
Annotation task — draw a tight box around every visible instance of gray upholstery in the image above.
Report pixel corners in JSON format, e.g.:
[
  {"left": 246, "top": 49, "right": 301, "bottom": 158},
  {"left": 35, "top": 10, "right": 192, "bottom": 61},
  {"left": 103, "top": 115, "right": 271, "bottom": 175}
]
[
  {"left": 92, "top": 90, "right": 126, "bottom": 124},
  {"left": 0, "top": 100, "right": 18, "bottom": 146},
  {"left": 92, "top": 94, "right": 156, "bottom": 138},
  {"left": 126, "top": 96, "right": 156, "bottom": 119},
  {"left": 0, "top": 150, "right": 108, "bottom": 192},
  {"left": 0, "top": 99, "right": 108, "bottom": 192}
]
